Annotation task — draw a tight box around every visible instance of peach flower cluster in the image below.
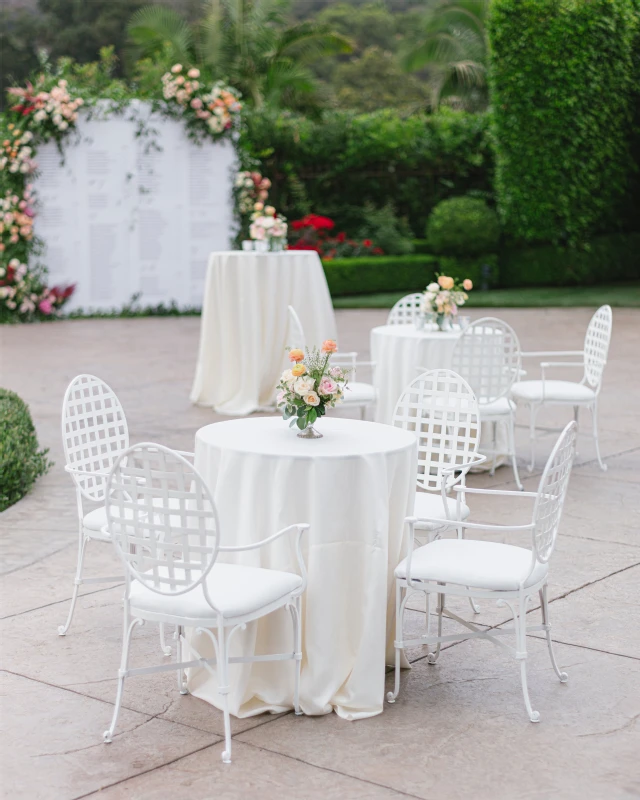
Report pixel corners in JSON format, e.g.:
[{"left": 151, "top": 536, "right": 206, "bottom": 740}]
[
  {"left": 162, "top": 66, "right": 241, "bottom": 137},
  {"left": 421, "top": 274, "right": 473, "bottom": 318},
  {"left": 0, "top": 187, "right": 35, "bottom": 251},
  {"left": 1, "top": 126, "right": 35, "bottom": 175}
]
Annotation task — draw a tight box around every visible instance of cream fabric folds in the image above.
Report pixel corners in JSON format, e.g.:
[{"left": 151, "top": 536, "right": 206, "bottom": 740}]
[
  {"left": 190, "top": 251, "right": 337, "bottom": 415},
  {"left": 370, "top": 323, "right": 508, "bottom": 465},
  {"left": 187, "top": 417, "right": 416, "bottom": 720}
]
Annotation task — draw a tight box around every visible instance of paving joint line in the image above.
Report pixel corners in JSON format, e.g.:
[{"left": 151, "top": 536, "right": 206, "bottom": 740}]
[
  {"left": 1, "top": 583, "right": 124, "bottom": 621},
  {"left": 0, "top": 541, "right": 74, "bottom": 577}
]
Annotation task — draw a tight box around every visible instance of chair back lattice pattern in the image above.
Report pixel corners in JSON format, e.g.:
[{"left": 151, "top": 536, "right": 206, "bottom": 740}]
[
  {"left": 583, "top": 305, "right": 612, "bottom": 388},
  {"left": 387, "top": 293, "right": 423, "bottom": 326},
  {"left": 288, "top": 305, "right": 306, "bottom": 351},
  {"left": 106, "top": 443, "right": 220, "bottom": 596},
  {"left": 451, "top": 317, "right": 521, "bottom": 404},
  {"left": 393, "top": 369, "right": 480, "bottom": 492},
  {"left": 62, "top": 374, "right": 129, "bottom": 502},
  {"left": 532, "top": 421, "right": 577, "bottom": 564}
]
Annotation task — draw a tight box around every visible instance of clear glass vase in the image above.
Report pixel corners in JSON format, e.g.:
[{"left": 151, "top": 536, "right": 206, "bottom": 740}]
[
  {"left": 436, "top": 313, "right": 453, "bottom": 331},
  {"left": 270, "top": 237, "right": 286, "bottom": 252}
]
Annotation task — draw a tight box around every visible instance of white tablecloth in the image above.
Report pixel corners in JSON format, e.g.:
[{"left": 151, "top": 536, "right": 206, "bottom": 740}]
[
  {"left": 190, "top": 251, "right": 336, "bottom": 415},
  {"left": 187, "top": 416, "right": 416, "bottom": 720},
  {"left": 371, "top": 323, "right": 507, "bottom": 461}
]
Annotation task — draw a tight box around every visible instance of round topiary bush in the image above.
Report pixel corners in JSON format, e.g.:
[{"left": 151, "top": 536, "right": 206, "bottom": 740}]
[
  {"left": 426, "top": 196, "right": 501, "bottom": 256},
  {"left": 0, "top": 388, "right": 51, "bottom": 512}
]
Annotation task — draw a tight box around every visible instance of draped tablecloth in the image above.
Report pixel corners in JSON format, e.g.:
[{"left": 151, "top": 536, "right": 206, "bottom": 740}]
[
  {"left": 371, "top": 323, "right": 508, "bottom": 461},
  {"left": 190, "top": 251, "right": 336, "bottom": 415},
  {"left": 187, "top": 416, "right": 416, "bottom": 720}
]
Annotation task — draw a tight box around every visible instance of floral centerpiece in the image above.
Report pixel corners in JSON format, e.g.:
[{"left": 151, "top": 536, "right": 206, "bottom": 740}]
[
  {"left": 276, "top": 340, "right": 348, "bottom": 438},
  {"left": 161, "top": 65, "right": 241, "bottom": 140},
  {"left": 249, "top": 203, "right": 287, "bottom": 250},
  {"left": 421, "top": 274, "right": 473, "bottom": 330}
]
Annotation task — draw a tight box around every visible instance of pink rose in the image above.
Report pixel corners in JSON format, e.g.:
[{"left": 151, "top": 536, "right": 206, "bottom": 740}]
[
  {"left": 39, "top": 299, "right": 53, "bottom": 314},
  {"left": 276, "top": 390, "right": 286, "bottom": 405},
  {"left": 190, "top": 98, "right": 203, "bottom": 109},
  {"left": 318, "top": 377, "right": 338, "bottom": 395},
  {"left": 329, "top": 366, "right": 343, "bottom": 378}
]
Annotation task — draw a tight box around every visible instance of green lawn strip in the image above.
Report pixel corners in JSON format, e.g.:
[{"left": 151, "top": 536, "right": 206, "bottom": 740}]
[{"left": 332, "top": 283, "right": 640, "bottom": 310}]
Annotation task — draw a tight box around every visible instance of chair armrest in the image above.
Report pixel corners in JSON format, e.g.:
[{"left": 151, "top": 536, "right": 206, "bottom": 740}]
[
  {"left": 409, "top": 514, "right": 534, "bottom": 533},
  {"left": 521, "top": 350, "right": 583, "bottom": 358},
  {"left": 174, "top": 450, "right": 195, "bottom": 461},
  {"left": 65, "top": 464, "right": 109, "bottom": 478},
  {"left": 442, "top": 453, "right": 487, "bottom": 482},
  {"left": 219, "top": 524, "right": 309, "bottom": 594},
  {"left": 453, "top": 486, "right": 539, "bottom": 498}
]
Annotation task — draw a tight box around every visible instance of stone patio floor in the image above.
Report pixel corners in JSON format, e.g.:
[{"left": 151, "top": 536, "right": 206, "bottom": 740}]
[{"left": 1, "top": 308, "right": 639, "bottom": 800}]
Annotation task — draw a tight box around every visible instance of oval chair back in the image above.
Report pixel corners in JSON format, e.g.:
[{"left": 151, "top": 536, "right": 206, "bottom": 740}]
[
  {"left": 451, "top": 317, "right": 521, "bottom": 405},
  {"left": 387, "top": 293, "right": 423, "bottom": 326},
  {"left": 105, "top": 443, "right": 220, "bottom": 599},
  {"left": 532, "top": 421, "right": 577, "bottom": 565},
  {"left": 61, "top": 374, "right": 129, "bottom": 502},
  {"left": 583, "top": 305, "right": 612, "bottom": 390},
  {"left": 392, "top": 368, "right": 480, "bottom": 493}
]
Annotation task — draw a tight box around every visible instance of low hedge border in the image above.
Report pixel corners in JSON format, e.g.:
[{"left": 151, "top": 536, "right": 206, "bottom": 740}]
[
  {"left": 322, "top": 254, "right": 498, "bottom": 297},
  {"left": 0, "top": 388, "right": 52, "bottom": 512}
]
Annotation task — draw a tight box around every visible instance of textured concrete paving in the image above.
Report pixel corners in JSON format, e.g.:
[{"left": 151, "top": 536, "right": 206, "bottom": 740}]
[{"left": 1, "top": 308, "right": 639, "bottom": 800}]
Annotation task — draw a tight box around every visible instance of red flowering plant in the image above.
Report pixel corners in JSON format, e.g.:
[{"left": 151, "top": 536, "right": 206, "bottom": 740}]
[{"left": 288, "top": 215, "right": 384, "bottom": 259}]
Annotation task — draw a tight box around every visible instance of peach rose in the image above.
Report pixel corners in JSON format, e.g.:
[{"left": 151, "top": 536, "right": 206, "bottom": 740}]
[
  {"left": 321, "top": 340, "right": 337, "bottom": 353},
  {"left": 304, "top": 391, "right": 320, "bottom": 407},
  {"left": 463, "top": 279, "right": 473, "bottom": 291},
  {"left": 291, "top": 364, "right": 307, "bottom": 377},
  {"left": 438, "top": 275, "right": 454, "bottom": 290},
  {"left": 288, "top": 348, "right": 305, "bottom": 363}
]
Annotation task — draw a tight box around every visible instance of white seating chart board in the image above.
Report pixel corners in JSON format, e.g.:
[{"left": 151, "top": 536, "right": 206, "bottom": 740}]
[{"left": 34, "top": 103, "right": 236, "bottom": 311}]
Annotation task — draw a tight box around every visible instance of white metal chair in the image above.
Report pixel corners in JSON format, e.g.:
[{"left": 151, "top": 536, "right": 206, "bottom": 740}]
[
  {"left": 387, "top": 420, "right": 577, "bottom": 723},
  {"left": 511, "top": 305, "right": 612, "bottom": 471},
  {"left": 102, "top": 442, "right": 308, "bottom": 764},
  {"left": 387, "top": 293, "right": 423, "bottom": 325},
  {"left": 288, "top": 305, "right": 377, "bottom": 419},
  {"left": 392, "top": 369, "right": 486, "bottom": 539},
  {"left": 451, "top": 317, "right": 523, "bottom": 489},
  {"left": 58, "top": 375, "right": 174, "bottom": 656}
]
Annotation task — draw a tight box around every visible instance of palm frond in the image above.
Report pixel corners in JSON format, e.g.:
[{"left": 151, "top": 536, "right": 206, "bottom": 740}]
[{"left": 128, "top": 5, "right": 194, "bottom": 64}]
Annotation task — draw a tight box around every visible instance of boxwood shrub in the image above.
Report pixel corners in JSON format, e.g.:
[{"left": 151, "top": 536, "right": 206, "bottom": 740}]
[
  {"left": 0, "top": 388, "right": 51, "bottom": 512},
  {"left": 426, "top": 197, "right": 500, "bottom": 256},
  {"left": 322, "top": 254, "right": 498, "bottom": 297}
]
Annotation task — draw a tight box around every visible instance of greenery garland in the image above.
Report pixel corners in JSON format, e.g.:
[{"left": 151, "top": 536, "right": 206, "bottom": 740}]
[{"left": 0, "top": 51, "right": 243, "bottom": 324}]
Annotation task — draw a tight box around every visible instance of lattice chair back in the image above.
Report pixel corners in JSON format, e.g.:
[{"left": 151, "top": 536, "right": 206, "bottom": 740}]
[
  {"left": 393, "top": 369, "right": 480, "bottom": 492},
  {"left": 288, "top": 305, "right": 306, "bottom": 351},
  {"left": 451, "top": 317, "right": 521, "bottom": 404},
  {"left": 531, "top": 421, "right": 577, "bottom": 564},
  {"left": 387, "top": 293, "right": 423, "bottom": 326},
  {"left": 583, "top": 305, "right": 612, "bottom": 389},
  {"left": 62, "top": 374, "right": 129, "bottom": 502},
  {"left": 106, "top": 443, "right": 220, "bottom": 597}
]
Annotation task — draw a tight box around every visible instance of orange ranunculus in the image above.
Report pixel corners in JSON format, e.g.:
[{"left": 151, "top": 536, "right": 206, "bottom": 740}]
[
  {"left": 322, "top": 339, "right": 337, "bottom": 353},
  {"left": 438, "top": 275, "right": 454, "bottom": 290},
  {"left": 291, "top": 363, "right": 307, "bottom": 377},
  {"left": 462, "top": 279, "right": 473, "bottom": 291},
  {"left": 289, "top": 348, "right": 305, "bottom": 363}
]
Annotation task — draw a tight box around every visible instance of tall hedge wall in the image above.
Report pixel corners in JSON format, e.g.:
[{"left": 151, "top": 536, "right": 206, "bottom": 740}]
[
  {"left": 489, "top": 0, "right": 639, "bottom": 246},
  {"left": 241, "top": 108, "right": 493, "bottom": 236}
]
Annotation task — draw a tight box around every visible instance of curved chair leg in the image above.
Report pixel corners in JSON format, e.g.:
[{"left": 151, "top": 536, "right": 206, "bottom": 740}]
[
  {"left": 528, "top": 405, "right": 539, "bottom": 473},
  {"left": 176, "top": 625, "right": 189, "bottom": 694},
  {"left": 514, "top": 598, "right": 539, "bottom": 722},
  {"left": 217, "top": 621, "right": 232, "bottom": 764},
  {"left": 540, "top": 586, "right": 568, "bottom": 683},
  {"left": 427, "top": 592, "right": 444, "bottom": 664},
  {"left": 490, "top": 421, "right": 498, "bottom": 477},
  {"left": 58, "top": 534, "right": 88, "bottom": 636},
  {"left": 590, "top": 401, "right": 607, "bottom": 471},
  {"left": 159, "top": 623, "right": 172, "bottom": 657},
  {"left": 289, "top": 597, "right": 303, "bottom": 715},
  {"left": 468, "top": 596, "right": 480, "bottom": 615},
  {"left": 387, "top": 582, "right": 403, "bottom": 703},
  {"left": 507, "top": 410, "right": 523, "bottom": 491},
  {"left": 104, "top": 614, "right": 143, "bottom": 742}
]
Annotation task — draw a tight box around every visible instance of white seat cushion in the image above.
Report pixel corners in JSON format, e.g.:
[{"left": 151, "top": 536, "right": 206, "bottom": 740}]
[
  {"left": 511, "top": 380, "right": 595, "bottom": 404},
  {"left": 413, "top": 491, "right": 470, "bottom": 531},
  {"left": 343, "top": 382, "right": 376, "bottom": 404},
  {"left": 479, "top": 397, "right": 516, "bottom": 416},
  {"left": 129, "top": 563, "right": 303, "bottom": 621},
  {"left": 395, "top": 538, "right": 547, "bottom": 590},
  {"left": 83, "top": 506, "right": 110, "bottom": 539}
]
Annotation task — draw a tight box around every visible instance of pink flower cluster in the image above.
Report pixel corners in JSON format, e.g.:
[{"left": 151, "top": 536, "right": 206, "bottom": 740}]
[
  {"left": 0, "top": 257, "right": 74, "bottom": 318},
  {"left": 1, "top": 126, "right": 35, "bottom": 175},
  {"left": 235, "top": 170, "right": 271, "bottom": 214},
  {"left": 7, "top": 79, "right": 83, "bottom": 133},
  {"left": 161, "top": 66, "right": 241, "bottom": 137},
  {"left": 0, "top": 187, "right": 35, "bottom": 252}
]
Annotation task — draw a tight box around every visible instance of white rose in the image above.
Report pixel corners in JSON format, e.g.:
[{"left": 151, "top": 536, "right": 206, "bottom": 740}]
[
  {"left": 294, "top": 377, "right": 315, "bottom": 396},
  {"left": 427, "top": 282, "right": 439, "bottom": 292},
  {"left": 281, "top": 369, "right": 295, "bottom": 385},
  {"left": 34, "top": 110, "right": 47, "bottom": 122},
  {"left": 58, "top": 121, "right": 68, "bottom": 130}
]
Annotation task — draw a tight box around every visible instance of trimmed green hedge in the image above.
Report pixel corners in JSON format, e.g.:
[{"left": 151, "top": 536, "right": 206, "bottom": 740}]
[
  {"left": 0, "top": 388, "right": 51, "bottom": 512},
  {"left": 489, "top": 0, "right": 639, "bottom": 245},
  {"left": 242, "top": 108, "right": 493, "bottom": 237},
  {"left": 500, "top": 232, "right": 640, "bottom": 287},
  {"left": 322, "top": 254, "right": 498, "bottom": 297}
]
